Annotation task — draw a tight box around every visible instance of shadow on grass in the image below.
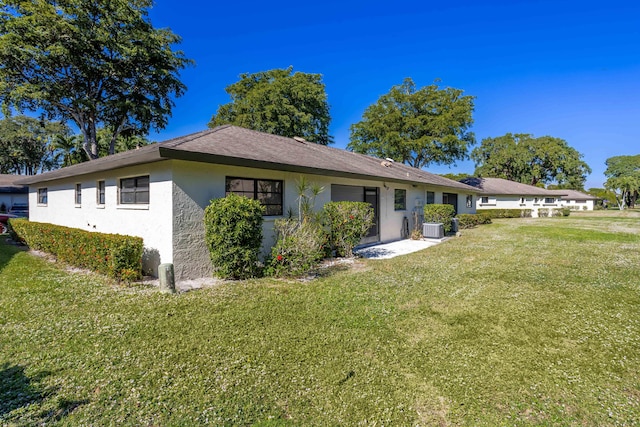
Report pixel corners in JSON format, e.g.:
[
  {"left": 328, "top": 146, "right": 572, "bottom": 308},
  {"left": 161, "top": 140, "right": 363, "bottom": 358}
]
[
  {"left": 0, "top": 235, "right": 27, "bottom": 273},
  {"left": 0, "top": 363, "right": 88, "bottom": 424}
]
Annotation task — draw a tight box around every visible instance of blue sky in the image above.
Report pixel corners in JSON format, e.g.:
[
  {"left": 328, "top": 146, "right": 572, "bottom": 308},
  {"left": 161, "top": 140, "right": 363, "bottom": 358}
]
[{"left": 147, "top": 0, "right": 640, "bottom": 189}]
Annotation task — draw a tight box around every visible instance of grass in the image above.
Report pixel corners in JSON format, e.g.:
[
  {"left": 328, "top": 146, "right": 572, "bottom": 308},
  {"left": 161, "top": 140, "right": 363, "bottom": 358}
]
[{"left": 1, "top": 211, "right": 640, "bottom": 425}]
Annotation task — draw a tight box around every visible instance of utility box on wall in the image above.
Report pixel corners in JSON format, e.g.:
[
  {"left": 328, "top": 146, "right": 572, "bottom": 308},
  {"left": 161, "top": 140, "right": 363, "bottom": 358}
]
[{"left": 423, "top": 222, "right": 444, "bottom": 239}]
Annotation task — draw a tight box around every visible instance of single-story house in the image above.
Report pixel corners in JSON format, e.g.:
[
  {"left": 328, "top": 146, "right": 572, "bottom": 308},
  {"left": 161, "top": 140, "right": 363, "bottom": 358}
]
[
  {"left": 0, "top": 174, "right": 28, "bottom": 214},
  {"left": 460, "top": 177, "right": 566, "bottom": 218},
  {"left": 18, "top": 125, "right": 479, "bottom": 280},
  {"left": 549, "top": 189, "right": 598, "bottom": 211}
]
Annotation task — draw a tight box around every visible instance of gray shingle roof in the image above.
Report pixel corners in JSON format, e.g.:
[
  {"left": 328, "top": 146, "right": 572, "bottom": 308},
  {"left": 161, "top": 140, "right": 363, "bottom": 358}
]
[
  {"left": 547, "top": 189, "right": 598, "bottom": 200},
  {"left": 18, "top": 125, "right": 478, "bottom": 192},
  {"left": 460, "top": 177, "right": 567, "bottom": 196}
]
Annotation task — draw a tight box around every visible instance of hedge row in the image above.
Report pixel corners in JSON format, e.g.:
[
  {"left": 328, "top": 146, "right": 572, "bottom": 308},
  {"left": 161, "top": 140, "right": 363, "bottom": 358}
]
[
  {"left": 456, "top": 213, "right": 492, "bottom": 229},
  {"left": 479, "top": 209, "right": 532, "bottom": 218},
  {"left": 423, "top": 204, "right": 456, "bottom": 233},
  {"left": 9, "top": 218, "right": 143, "bottom": 281}
]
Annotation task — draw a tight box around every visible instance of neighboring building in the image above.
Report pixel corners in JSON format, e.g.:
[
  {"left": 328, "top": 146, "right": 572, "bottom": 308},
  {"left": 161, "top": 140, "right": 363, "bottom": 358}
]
[
  {"left": 460, "top": 177, "right": 566, "bottom": 218},
  {"left": 0, "top": 174, "right": 28, "bottom": 214},
  {"left": 549, "top": 189, "right": 598, "bottom": 211},
  {"left": 18, "top": 125, "right": 478, "bottom": 280}
]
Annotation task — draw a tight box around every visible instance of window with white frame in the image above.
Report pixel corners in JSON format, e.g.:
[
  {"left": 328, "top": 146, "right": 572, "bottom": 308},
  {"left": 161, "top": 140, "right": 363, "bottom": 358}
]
[
  {"left": 426, "top": 191, "right": 435, "bottom": 204},
  {"left": 481, "top": 196, "right": 489, "bottom": 204},
  {"left": 466, "top": 195, "right": 473, "bottom": 208},
  {"left": 97, "top": 180, "right": 105, "bottom": 205},
  {"left": 544, "top": 197, "right": 555, "bottom": 204},
  {"left": 38, "top": 188, "right": 48, "bottom": 205},
  {"left": 394, "top": 189, "right": 406, "bottom": 210},
  {"left": 75, "top": 183, "right": 82, "bottom": 205},
  {"left": 119, "top": 175, "right": 149, "bottom": 205}
]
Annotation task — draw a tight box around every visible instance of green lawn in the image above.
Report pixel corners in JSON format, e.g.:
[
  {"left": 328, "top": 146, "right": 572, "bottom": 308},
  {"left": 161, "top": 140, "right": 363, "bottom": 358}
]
[{"left": 2, "top": 211, "right": 640, "bottom": 425}]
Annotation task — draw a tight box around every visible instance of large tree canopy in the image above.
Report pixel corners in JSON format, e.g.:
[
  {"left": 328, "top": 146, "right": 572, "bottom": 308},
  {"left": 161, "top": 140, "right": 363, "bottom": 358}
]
[
  {"left": 209, "top": 67, "right": 332, "bottom": 145},
  {"left": 471, "top": 133, "right": 591, "bottom": 188},
  {"left": 0, "top": 0, "right": 191, "bottom": 160},
  {"left": 348, "top": 78, "right": 475, "bottom": 169},
  {"left": 0, "top": 115, "right": 68, "bottom": 175},
  {"left": 604, "top": 155, "right": 640, "bottom": 209}
]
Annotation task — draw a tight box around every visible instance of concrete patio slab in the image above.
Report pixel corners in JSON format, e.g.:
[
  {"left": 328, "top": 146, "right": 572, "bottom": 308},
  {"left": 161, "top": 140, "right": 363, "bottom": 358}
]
[{"left": 355, "top": 238, "right": 446, "bottom": 260}]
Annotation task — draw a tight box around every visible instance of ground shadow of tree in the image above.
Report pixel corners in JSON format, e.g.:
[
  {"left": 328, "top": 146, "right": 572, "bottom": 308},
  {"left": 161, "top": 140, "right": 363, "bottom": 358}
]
[
  {"left": 0, "top": 236, "right": 26, "bottom": 273},
  {"left": 0, "top": 363, "right": 88, "bottom": 424}
]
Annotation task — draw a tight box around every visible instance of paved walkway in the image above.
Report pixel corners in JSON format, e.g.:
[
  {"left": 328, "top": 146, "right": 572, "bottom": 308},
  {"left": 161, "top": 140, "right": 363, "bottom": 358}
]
[{"left": 355, "top": 238, "right": 446, "bottom": 260}]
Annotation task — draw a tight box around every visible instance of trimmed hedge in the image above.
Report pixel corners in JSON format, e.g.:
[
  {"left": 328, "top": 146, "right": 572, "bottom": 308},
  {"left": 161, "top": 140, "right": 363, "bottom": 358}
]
[
  {"left": 423, "top": 204, "right": 456, "bottom": 233},
  {"left": 204, "top": 193, "right": 264, "bottom": 279},
  {"left": 456, "top": 213, "right": 492, "bottom": 229},
  {"left": 479, "top": 209, "right": 532, "bottom": 219},
  {"left": 9, "top": 218, "right": 143, "bottom": 281}
]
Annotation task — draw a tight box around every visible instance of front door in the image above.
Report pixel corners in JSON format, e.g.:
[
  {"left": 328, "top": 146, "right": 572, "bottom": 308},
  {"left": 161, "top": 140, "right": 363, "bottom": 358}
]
[{"left": 331, "top": 184, "right": 379, "bottom": 244}]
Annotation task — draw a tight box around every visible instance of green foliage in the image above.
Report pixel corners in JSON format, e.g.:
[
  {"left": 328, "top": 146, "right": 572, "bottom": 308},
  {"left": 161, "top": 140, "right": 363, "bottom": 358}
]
[
  {"left": 456, "top": 213, "right": 492, "bottom": 229},
  {"left": 204, "top": 194, "right": 264, "bottom": 279},
  {"left": 349, "top": 78, "right": 475, "bottom": 169},
  {"left": 423, "top": 204, "right": 456, "bottom": 233},
  {"left": 471, "top": 133, "right": 591, "bottom": 188},
  {"left": 54, "top": 129, "right": 152, "bottom": 167},
  {"left": 9, "top": 218, "right": 142, "bottom": 280},
  {"left": 604, "top": 155, "right": 640, "bottom": 209},
  {"left": 537, "top": 208, "right": 549, "bottom": 217},
  {"left": 265, "top": 218, "right": 326, "bottom": 278},
  {"left": 480, "top": 209, "right": 533, "bottom": 218},
  {"left": 0, "top": 0, "right": 191, "bottom": 159},
  {"left": 0, "top": 115, "right": 69, "bottom": 175},
  {"left": 439, "top": 172, "right": 473, "bottom": 181},
  {"left": 561, "top": 207, "right": 571, "bottom": 216},
  {"left": 209, "top": 67, "right": 332, "bottom": 145},
  {"left": 323, "top": 201, "right": 374, "bottom": 257}
]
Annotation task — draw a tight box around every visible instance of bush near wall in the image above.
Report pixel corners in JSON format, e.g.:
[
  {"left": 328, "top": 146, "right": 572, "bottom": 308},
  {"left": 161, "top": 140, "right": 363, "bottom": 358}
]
[
  {"left": 9, "top": 219, "right": 143, "bottom": 281},
  {"left": 324, "top": 201, "right": 374, "bottom": 257},
  {"left": 204, "top": 194, "right": 264, "bottom": 279},
  {"left": 480, "top": 209, "right": 532, "bottom": 219},
  {"left": 265, "top": 218, "right": 326, "bottom": 278},
  {"left": 423, "top": 204, "right": 456, "bottom": 233},
  {"left": 456, "top": 213, "right": 492, "bottom": 229}
]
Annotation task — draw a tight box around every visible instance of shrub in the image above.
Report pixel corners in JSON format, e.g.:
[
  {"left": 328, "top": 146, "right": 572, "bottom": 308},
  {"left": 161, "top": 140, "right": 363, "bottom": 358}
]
[
  {"left": 265, "top": 218, "right": 325, "bottom": 277},
  {"left": 323, "top": 201, "right": 374, "bottom": 257},
  {"left": 9, "top": 218, "right": 143, "bottom": 281},
  {"left": 561, "top": 207, "right": 571, "bottom": 216},
  {"left": 550, "top": 208, "right": 565, "bottom": 217},
  {"left": 423, "top": 204, "right": 456, "bottom": 233},
  {"left": 204, "top": 193, "right": 264, "bottom": 279},
  {"left": 480, "top": 209, "right": 532, "bottom": 219},
  {"left": 537, "top": 208, "right": 549, "bottom": 217},
  {"left": 456, "top": 213, "right": 493, "bottom": 229}
]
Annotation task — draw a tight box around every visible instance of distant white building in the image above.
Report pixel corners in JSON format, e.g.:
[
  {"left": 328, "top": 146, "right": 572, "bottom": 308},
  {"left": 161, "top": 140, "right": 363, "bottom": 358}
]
[
  {"left": 460, "top": 177, "right": 567, "bottom": 218},
  {"left": 549, "top": 189, "right": 598, "bottom": 211},
  {"left": 0, "top": 174, "right": 28, "bottom": 214}
]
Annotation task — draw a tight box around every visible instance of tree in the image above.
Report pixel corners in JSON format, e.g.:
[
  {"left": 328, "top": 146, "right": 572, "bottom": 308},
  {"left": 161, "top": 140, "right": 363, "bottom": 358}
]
[
  {"left": 0, "top": 115, "right": 69, "bottom": 175},
  {"left": 209, "top": 67, "right": 332, "bottom": 145},
  {"left": 587, "top": 187, "right": 618, "bottom": 208},
  {"left": 471, "top": 133, "right": 591, "bottom": 188},
  {"left": 54, "top": 128, "right": 152, "bottom": 167},
  {"left": 348, "top": 78, "right": 475, "bottom": 169},
  {"left": 439, "top": 172, "right": 473, "bottom": 182},
  {"left": 604, "top": 155, "right": 640, "bottom": 209},
  {"left": 0, "top": 0, "right": 191, "bottom": 160}
]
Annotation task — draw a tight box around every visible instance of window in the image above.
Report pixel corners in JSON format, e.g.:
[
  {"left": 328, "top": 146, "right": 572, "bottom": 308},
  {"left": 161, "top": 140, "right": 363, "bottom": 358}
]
[
  {"left": 119, "top": 175, "right": 149, "bottom": 205},
  {"left": 75, "top": 183, "right": 82, "bottom": 205},
  {"left": 544, "top": 197, "right": 555, "bottom": 204},
  {"left": 38, "top": 188, "right": 48, "bottom": 205},
  {"left": 394, "top": 189, "right": 406, "bottom": 210},
  {"left": 534, "top": 197, "right": 539, "bottom": 203},
  {"left": 481, "top": 196, "right": 489, "bottom": 204},
  {"left": 466, "top": 195, "right": 473, "bottom": 208},
  {"left": 97, "top": 180, "right": 105, "bottom": 205},
  {"left": 426, "top": 191, "right": 435, "bottom": 205},
  {"left": 520, "top": 197, "right": 525, "bottom": 204},
  {"left": 226, "top": 177, "right": 283, "bottom": 216}
]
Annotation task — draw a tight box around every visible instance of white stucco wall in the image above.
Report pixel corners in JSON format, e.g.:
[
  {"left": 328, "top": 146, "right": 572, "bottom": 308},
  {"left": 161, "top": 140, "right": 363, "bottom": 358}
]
[
  {"left": 476, "top": 195, "right": 561, "bottom": 217},
  {"left": 560, "top": 199, "right": 595, "bottom": 211},
  {"left": 27, "top": 162, "right": 174, "bottom": 276}
]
